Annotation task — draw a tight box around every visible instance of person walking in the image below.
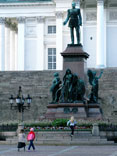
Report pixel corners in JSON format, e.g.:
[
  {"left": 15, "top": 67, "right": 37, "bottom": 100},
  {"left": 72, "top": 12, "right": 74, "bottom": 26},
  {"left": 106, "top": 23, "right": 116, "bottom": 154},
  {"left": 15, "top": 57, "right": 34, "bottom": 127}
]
[
  {"left": 17, "top": 129, "right": 26, "bottom": 152},
  {"left": 27, "top": 128, "right": 35, "bottom": 151},
  {"left": 67, "top": 116, "right": 77, "bottom": 137}
]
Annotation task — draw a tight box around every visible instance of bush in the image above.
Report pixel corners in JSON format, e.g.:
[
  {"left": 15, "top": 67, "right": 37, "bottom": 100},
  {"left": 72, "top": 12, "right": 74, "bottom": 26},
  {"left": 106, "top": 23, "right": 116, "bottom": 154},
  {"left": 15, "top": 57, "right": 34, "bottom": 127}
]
[{"left": 52, "top": 119, "right": 68, "bottom": 127}]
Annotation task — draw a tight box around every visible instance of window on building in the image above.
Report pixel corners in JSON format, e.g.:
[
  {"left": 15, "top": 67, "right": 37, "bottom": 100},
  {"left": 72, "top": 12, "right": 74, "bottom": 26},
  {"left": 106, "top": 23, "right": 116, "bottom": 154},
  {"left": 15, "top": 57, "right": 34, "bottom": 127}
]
[
  {"left": 48, "top": 26, "right": 56, "bottom": 34},
  {"left": 48, "top": 48, "right": 56, "bottom": 70}
]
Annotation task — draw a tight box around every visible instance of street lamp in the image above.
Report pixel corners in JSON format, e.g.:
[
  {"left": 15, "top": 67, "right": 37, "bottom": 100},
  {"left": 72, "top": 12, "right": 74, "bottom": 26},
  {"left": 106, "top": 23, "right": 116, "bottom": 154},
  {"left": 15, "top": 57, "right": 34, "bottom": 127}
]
[{"left": 9, "top": 86, "right": 32, "bottom": 121}]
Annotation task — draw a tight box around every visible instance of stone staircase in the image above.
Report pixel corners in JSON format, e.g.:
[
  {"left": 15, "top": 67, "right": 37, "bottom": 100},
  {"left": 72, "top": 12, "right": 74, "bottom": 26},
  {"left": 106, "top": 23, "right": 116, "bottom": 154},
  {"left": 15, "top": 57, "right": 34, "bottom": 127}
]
[{"left": 1, "top": 131, "right": 115, "bottom": 145}]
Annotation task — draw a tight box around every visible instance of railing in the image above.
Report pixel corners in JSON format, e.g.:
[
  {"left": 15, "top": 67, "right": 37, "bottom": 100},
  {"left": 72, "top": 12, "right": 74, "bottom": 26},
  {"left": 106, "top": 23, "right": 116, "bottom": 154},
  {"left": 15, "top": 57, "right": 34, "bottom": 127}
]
[
  {"left": 99, "top": 124, "right": 117, "bottom": 131},
  {"left": 0, "top": 125, "right": 18, "bottom": 132}
]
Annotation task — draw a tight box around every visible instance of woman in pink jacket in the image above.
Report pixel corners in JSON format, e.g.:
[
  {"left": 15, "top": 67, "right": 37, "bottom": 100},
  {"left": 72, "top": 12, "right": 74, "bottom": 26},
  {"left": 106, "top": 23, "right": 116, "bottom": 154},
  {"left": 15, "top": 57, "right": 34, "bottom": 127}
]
[{"left": 27, "top": 128, "right": 35, "bottom": 151}]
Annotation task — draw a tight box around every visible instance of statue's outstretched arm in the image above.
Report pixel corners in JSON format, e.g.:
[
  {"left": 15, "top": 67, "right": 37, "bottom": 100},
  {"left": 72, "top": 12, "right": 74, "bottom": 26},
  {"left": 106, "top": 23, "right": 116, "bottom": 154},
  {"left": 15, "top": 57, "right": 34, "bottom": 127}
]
[
  {"left": 63, "top": 10, "right": 70, "bottom": 25},
  {"left": 97, "top": 70, "right": 103, "bottom": 79}
]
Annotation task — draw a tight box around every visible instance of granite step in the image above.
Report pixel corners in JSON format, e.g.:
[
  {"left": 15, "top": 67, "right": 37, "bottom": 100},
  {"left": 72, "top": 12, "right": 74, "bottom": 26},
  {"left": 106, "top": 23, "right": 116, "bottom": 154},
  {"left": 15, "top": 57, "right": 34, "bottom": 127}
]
[
  {"left": 4, "top": 133, "right": 115, "bottom": 145},
  {"left": 4, "top": 138, "right": 114, "bottom": 145}
]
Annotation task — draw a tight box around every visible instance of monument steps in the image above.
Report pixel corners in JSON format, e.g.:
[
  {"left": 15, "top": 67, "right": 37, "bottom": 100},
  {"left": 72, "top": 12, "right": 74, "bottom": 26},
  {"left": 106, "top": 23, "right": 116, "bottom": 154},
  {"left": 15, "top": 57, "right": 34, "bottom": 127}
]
[
  {"left": 5, "top": 138, "right": 114, "bottom": 145},
  {"left": 3, "top": 131, "right": 115, "bottom": 145}
]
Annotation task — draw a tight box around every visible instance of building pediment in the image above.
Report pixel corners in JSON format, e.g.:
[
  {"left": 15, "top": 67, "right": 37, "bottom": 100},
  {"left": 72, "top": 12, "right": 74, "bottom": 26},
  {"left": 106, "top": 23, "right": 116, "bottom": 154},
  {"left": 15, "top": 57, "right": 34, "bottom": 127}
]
[
  {"left": 0, "top": 0, "right": 54, "bottom": 7},
  {"left": 0, "top": 0, "right": 52, "bottom": 2}
]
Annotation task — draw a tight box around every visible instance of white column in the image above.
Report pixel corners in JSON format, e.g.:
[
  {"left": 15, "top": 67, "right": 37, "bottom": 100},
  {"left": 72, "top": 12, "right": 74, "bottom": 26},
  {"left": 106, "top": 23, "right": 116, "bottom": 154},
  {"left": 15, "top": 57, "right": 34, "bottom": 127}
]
[
  {"left": 5, "top": 26, "right": 10, "bottom": 70},
  {"left": 37, "top": 17, "right": 44, "bottom": 70},
  {"left": 56, "top": 12, "right": 63, "bottom": 70},
  {"left": 0, "top": 18, "right": 5, "bottom": 71},
  {"left": 17, "top": 17, "right": 25, "bottom": 70},
  {"left": 96, "top": 0, "right": 105, "bottom": 68},
  {"left": 15, "top": 32, "right": 18, "bottom": 70},
  {"left": 75, "top": 0, "right": 80, "bottom": 8},
  {"left": 10, "top": 30, "right": 15, "bottom": 70},
  {"left": 104, "top": 8, "right": 107, "bottom": 67}
]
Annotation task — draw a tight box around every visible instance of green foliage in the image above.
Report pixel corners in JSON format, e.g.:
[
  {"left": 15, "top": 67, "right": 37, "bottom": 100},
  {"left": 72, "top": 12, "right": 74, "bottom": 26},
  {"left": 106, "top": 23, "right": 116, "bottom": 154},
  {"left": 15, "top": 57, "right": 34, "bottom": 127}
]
[
  {"left": 0, "top": 119, "right": 113, "bottom": 132},
  {"left": 52, "top": 119, "right": 68, "bottom": 127},
  {"left": 24, "top": 122, "right": 52, "bottom": 128}
]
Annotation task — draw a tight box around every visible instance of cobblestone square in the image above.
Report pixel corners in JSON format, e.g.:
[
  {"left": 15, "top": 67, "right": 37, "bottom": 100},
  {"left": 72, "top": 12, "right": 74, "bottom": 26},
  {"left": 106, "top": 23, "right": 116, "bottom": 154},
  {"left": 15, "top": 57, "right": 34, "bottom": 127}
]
[{"left": 0, "top": 145, "right": 117, "bottom": 156}]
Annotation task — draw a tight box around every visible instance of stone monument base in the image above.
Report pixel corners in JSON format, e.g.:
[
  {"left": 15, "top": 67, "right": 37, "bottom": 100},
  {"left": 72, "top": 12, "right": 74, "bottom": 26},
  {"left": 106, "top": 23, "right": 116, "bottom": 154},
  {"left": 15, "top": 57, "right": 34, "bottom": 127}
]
[
  {"left": 45, "top": 103, "right": 87, "bottom": 119},
  {"left": 61, "top": 44, "right": 89, "bottom": 81},
  {"left": 45, "top": 103, "right": 102, "bottom": 120},
  {"left": 87, "top": 103, "right": 102, "bottom": 119}
]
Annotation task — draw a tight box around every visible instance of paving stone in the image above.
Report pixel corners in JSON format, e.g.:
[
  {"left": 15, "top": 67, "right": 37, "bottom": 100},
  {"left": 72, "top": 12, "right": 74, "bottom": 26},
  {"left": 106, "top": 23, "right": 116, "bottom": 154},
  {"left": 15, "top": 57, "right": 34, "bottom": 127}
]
[{"left": 0, "top": 144, "right": 117, "bottom": 156}]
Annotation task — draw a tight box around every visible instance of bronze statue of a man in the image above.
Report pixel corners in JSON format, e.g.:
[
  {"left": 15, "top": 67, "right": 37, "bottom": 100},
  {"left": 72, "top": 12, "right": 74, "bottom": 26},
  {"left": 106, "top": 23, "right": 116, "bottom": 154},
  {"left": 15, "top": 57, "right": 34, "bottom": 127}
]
[{"left": 63, "top": 2, "right": 82, "bottom": 45}]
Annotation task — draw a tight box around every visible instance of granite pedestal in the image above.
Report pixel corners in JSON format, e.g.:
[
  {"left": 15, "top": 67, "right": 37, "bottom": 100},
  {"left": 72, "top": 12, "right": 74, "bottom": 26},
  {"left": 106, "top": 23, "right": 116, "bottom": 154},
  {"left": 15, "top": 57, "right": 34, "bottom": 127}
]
[
  {"left": 45, "top": 103, "right": 87, "bottom": 119},
  {"left": 45, "top": 102, "right": 102, "bottom": 119},
  {"left": 61, "top": 44, "right": 89, "bottom": 81},
  {"left": 87, "top": 103, "right": 102, "bottom": 119}
]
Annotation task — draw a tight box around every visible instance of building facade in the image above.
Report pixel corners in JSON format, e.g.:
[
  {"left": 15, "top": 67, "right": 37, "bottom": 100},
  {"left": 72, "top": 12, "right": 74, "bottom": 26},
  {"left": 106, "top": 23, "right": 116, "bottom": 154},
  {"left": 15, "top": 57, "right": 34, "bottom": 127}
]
[{"left": 0, "top": 0, "right": 117, "bottom": 71}]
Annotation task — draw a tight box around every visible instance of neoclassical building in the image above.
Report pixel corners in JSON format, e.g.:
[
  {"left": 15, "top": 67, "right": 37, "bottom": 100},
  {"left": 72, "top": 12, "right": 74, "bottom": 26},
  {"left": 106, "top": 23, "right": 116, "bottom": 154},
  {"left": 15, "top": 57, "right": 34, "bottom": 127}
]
[{"left": 0, "top": 0, "right": 117, "bottom": 71}]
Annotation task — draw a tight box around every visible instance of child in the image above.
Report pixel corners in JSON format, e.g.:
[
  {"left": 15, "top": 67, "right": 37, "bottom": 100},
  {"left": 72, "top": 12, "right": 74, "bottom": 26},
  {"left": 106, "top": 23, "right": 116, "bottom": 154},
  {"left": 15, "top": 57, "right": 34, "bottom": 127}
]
[
  {"left": 67, "top": 116, "right": 77, "bottom": 136},
  {"left": 27, "top": 128, "right": 35, "bottom": 151},
  {"left": 17, "top": 129, "right": 26, "bottom": 152}
]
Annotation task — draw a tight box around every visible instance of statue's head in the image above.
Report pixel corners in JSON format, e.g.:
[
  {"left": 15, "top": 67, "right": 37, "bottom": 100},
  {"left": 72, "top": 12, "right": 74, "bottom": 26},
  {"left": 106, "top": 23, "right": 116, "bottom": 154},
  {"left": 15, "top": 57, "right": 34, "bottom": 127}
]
[
  {"left": 73, "top": 74, "right": 78, "bottom": 83},
  {"left": 54, "top": 72, "right": 59, "bottom": 77},
  {"left": 72, "top": 2, "right": 76, "bottom": 8},
  {"left": 73, "top": 73, "right": 78, "bottom": 79},
  {"left": 87, "top": 70, "right": 91, "bottom": 76},
  {"left": 66, "top": 68, "right": 71, "bottom": 74}
]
